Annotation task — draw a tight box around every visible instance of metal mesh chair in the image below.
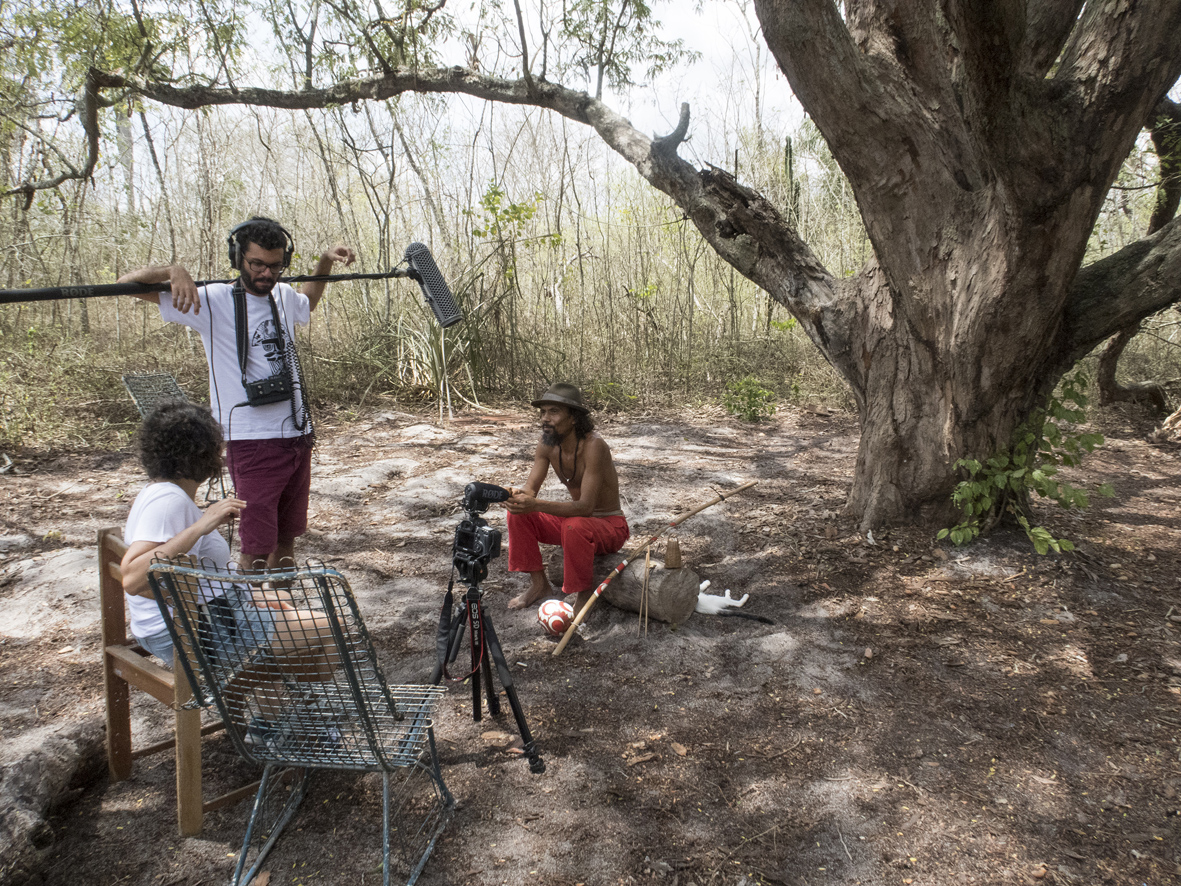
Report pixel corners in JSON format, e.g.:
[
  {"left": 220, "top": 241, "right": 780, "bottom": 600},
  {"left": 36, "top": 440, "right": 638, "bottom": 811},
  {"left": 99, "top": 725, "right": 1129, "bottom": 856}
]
[
  {"left": 147, "top": 558, "right": 453, "bottom": 886},
  {"left": 122, "top": 373, "right": 228, "bottom": 502},
  {"left": 122, "top": 372, "right": 189, "bottom": 415}
]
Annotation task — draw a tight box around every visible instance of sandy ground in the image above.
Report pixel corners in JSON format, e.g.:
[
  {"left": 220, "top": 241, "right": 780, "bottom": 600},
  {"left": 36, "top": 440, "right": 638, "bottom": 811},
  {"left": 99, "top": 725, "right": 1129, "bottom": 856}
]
[{"left": 1, "top": 402, "right": 1179, "bottom": 886}]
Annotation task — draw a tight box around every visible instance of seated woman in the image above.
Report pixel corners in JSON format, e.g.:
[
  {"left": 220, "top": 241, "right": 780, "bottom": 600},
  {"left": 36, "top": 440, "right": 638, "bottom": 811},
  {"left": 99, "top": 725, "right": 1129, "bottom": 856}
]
[
  {"left": 121, "top": 401, "right": 335, "bottom": 744},
  {"left": 120, "top": 400, "right": 247, "bottom": 666}
]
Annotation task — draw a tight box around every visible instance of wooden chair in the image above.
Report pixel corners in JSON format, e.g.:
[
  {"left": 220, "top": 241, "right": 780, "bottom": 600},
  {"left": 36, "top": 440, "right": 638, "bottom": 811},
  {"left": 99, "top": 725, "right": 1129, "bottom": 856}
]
[
  {"left": 99, "top": 527, "right": 258, "bottom": 835},
  {"left": 147, "top": 557, "right": 453, "bottom": 886}
]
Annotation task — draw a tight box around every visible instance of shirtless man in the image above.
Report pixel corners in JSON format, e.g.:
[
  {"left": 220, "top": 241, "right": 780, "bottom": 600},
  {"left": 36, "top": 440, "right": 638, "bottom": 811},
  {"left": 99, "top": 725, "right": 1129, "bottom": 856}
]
[{"left": 505, "top": 383, "right": 629, "bottom": 612}]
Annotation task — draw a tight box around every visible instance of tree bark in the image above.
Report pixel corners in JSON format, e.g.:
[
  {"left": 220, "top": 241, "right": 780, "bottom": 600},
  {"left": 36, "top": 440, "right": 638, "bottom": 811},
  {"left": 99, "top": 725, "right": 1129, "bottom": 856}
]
[{"left": 1096, "top": 96, "right": 1180, "bottom": 409}]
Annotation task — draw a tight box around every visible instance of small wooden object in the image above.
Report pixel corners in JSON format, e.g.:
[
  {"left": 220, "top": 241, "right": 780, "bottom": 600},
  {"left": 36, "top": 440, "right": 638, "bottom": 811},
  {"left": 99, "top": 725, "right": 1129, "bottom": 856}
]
[{"left": 664, "top": 537, "right": 682, "bottom": 568}]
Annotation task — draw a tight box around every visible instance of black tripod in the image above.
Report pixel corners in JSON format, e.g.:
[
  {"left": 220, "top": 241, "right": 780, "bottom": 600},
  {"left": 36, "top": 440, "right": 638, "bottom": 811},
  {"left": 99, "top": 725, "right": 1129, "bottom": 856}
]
[{"left": 431, "top": 485, "right": 545, "bottom": 774}]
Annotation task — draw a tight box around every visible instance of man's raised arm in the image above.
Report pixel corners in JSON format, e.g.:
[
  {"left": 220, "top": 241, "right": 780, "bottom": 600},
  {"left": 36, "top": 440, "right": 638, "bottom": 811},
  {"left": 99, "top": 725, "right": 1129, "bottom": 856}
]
[
  {"left": 117, "top": 264, "right": 201, "bottom": 314},
  {"left": 300, "top": 244, "right": 356, "bottom": 311}
]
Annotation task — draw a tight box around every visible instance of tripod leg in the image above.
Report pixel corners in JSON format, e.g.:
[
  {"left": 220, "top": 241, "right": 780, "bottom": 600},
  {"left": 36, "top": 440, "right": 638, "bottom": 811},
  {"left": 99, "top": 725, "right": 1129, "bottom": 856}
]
[
  {"left": 446, "top": 610, "right": 466, "bottom": 664},
  {"left": 480, "top": 618, "right": 500, "bottom": 717},
  {"left": 468, "top": 597, "right": 483, "bottom": 721},
  {"left": 482, "top": 612, "right": 546, "bottom": 774},
  {"left": 430, "top": 602, "right": 466, "bottom": 684}
]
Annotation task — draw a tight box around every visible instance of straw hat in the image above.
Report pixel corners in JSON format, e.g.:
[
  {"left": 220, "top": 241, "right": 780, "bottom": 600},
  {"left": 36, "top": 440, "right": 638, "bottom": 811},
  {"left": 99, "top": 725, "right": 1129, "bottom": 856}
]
[{"left": 530, "top": 383, "right": 589, "bottom": 414}]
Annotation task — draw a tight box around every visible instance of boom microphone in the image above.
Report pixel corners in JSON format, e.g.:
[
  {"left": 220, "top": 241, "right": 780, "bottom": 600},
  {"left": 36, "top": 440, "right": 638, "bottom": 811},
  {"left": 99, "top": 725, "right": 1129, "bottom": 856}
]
[{"left": 404, "top": 242, "right": 463, "bottom": 328}]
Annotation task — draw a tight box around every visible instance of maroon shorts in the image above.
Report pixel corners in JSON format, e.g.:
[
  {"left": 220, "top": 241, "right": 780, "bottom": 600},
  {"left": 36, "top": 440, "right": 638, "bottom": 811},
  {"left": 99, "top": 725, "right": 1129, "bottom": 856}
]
[{"left": 225, "top": 437, "right": 312, "bottom": 558}]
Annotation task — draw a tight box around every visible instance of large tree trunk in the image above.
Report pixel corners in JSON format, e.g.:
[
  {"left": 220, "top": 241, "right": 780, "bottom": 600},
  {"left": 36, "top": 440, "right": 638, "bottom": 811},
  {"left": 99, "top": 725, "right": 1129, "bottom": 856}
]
[{"left": 743, "top": 0, "right": 1181, "bottom": 527}]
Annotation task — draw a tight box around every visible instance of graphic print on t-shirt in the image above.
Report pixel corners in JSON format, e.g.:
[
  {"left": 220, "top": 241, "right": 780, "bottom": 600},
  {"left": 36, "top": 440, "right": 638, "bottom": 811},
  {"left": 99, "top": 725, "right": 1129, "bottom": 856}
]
[{"left": 251, "top": 318, "right": 286, "bottom": 378}]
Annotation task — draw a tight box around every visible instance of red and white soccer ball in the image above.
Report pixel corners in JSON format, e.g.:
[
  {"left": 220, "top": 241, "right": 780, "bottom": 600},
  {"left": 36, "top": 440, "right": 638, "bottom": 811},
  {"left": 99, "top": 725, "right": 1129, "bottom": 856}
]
[{"left": 537, "top": 599, "right": 575, "bottom": 636}]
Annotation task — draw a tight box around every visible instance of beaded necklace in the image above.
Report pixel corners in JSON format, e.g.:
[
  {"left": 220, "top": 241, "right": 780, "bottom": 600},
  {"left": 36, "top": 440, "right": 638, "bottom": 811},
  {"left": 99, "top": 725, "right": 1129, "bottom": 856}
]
[{"left": 556, "top": 436, "right": 580, "bottom": 486}]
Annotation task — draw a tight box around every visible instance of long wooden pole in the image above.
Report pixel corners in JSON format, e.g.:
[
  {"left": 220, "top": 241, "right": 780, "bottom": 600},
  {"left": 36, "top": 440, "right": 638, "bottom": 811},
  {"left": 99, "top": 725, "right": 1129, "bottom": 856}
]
[{"left": 552, "top": 480, "right": 757, "bottom": 656}]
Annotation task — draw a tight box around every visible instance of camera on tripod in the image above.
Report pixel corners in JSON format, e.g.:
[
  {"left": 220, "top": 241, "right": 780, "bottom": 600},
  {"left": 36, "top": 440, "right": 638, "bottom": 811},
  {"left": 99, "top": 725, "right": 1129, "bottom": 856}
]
[
  {"left": 434, "top": 480, "right": 546, "bottom": 773},
  {"left": 452, "top": 482, "right": 510, "bottom": 585}
]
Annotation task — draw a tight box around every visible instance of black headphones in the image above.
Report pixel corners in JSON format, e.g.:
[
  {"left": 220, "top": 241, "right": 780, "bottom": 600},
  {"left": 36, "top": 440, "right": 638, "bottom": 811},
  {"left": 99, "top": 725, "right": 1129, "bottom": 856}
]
[{"left": 226, "top": 217, "right": 295, "bottom": 271}]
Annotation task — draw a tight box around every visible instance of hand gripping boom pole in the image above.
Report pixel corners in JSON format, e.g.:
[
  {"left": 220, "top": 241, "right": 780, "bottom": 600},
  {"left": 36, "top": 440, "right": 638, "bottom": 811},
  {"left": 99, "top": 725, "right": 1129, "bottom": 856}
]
[{"left": 551, "top": 479, "right": 757, "bottom": 656}]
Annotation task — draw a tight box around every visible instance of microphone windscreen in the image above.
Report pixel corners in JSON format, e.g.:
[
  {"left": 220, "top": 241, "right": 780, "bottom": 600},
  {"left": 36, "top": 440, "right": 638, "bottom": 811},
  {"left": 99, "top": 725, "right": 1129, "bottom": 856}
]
[
  {"left": 404, "top": 242, "right": 463, "bottom": 328},
  {"left": 465, "top": 482, "right": 511, "bottom": 503}
]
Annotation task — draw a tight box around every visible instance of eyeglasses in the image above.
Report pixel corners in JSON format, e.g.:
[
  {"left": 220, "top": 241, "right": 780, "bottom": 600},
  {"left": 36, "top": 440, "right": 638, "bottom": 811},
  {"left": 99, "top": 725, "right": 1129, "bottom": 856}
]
[{"left": 245, "top": 259, "right": 286, "bottom": 274}]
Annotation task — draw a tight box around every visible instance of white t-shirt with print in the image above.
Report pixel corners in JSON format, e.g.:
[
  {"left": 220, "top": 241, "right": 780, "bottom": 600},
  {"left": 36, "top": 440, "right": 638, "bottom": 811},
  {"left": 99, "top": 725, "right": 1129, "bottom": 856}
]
[
  {"left": 159, "top": 281, "right": 311, "bottom": 440},
  {"left": 122, "top": 482, "right": 234, "bottom": 639}
]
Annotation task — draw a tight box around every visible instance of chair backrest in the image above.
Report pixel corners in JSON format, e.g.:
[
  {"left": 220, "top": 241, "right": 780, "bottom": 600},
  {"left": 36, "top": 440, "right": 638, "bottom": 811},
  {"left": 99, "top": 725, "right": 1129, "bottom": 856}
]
[
  {"left": 121, "top": 372, "right": 188, "bottom": 416},
  {"left": 148, "top": 559, "right": 440, "bottom": 772}
]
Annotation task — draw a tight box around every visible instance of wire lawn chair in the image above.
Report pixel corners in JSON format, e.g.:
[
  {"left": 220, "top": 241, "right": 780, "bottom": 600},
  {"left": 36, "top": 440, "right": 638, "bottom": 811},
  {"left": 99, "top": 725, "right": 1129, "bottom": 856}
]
[
  {"left": 147, "top": 558, "right": 453, "bottom": 886},
  {"left": 121, "top": 372, "right": 229, "bottom": 502},
  {"left": 121, "top": 372, "right": 189, "bottom": 415}
]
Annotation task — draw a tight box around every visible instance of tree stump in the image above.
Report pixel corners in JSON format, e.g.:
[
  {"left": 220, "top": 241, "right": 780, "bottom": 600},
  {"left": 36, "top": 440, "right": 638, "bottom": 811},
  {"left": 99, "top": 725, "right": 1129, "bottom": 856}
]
[
  {"left": 603, "top": 559, "right": 701, "bottom": 625},
  {"left": 544, "top": 550, "right": 618, "bottom": 593},
  {"left": 545, "top": 550, "right": 700, "bottom": 624}
]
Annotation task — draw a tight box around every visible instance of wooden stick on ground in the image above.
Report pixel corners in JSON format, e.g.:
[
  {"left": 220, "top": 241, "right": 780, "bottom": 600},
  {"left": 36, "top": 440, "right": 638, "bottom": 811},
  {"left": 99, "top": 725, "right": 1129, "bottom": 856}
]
[
  {"left": 641, "top": 549, "right": 651, "bottom": 637},
  {"left": 552, "top": 480, "right": 758, "bottom": 656}
]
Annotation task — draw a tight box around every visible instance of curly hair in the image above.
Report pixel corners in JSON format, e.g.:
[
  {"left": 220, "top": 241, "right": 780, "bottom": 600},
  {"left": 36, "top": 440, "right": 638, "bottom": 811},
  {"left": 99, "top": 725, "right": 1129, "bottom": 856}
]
[
  {"left": 138, "top": 401, "right": 223, "bottom": 483},
  {"left": 232, "top": 216, "right": 290, "bottom": 256},
  {"left": 572, "top": 410, "right": 595, "bottom": 440}
]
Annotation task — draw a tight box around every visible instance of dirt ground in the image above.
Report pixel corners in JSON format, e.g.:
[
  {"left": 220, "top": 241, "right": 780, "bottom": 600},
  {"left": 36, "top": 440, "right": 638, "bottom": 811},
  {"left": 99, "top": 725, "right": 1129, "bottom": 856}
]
[{"left": 1, "top": 401, "right": 1180, "bottom": 886}]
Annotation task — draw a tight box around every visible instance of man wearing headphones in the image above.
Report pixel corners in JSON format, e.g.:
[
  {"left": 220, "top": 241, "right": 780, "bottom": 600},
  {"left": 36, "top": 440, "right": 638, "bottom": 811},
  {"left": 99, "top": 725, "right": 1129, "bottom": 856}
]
[{"left": 118, "top": 217, "right": 355, "bottom": 570}]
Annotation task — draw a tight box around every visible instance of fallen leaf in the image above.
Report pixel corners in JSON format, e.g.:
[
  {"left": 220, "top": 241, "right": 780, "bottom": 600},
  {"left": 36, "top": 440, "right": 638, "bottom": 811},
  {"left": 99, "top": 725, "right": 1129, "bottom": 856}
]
[
  {"left": 671, "top": 742, "right": 688, "bottom": 756},
  {"left": 627, "top": 753, "right": 657, "bottom": 766}
]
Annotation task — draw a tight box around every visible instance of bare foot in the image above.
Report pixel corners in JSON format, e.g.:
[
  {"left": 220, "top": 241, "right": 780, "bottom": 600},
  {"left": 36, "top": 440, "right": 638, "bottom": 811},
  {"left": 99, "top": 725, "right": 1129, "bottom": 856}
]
[
  {"left": 508, "top": 571, "right": 552, "bottom": 610},
  {"left": 508, "top": 584, "right": 549, "bottom": 610}
]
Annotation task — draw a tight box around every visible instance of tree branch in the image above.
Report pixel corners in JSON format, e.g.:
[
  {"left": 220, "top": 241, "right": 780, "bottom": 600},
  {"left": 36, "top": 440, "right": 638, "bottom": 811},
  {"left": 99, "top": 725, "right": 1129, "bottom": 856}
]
[
  {"left": 2, "top": 70, "right": 103, "bottom": 200},
  {"left": 651, "top": 102, "right": 689, "bottom": 156},
  {"left": 511, "top": 0, "right": 536, "bottom": 95},
  {"left": 1149, "top": 96, "right": 1181, "bottom": 236},
  {"left": 1061, "top": 214, "right": 1181, "bottom": 364},
  {"left": 1057, "top": 1, "right": 1181, "bottom": 141},
  {"left": 754, "top": 0, "right": 901, "bottom": 188},
  {"left": 1020, "top": 0, "right": 1086, "bottom": 76},
  {"left": 90, "top": 55, "right": 844, "bottom": 358}
]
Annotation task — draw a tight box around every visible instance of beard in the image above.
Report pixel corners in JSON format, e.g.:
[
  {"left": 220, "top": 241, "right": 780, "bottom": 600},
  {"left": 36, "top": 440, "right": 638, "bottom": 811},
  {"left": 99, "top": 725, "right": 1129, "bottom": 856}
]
[
  {"left": 541, "top": 426, "right": 562, "bottom": 446},
  {"left": 242, "top": 269, "right": 278, "bottom": 296}
]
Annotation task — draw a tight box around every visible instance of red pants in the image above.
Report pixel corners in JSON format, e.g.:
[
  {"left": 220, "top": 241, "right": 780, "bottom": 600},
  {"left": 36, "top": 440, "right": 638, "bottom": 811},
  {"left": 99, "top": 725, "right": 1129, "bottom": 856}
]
[{"left": 507, "top": 512, "right": 630, "bottom": 595}]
